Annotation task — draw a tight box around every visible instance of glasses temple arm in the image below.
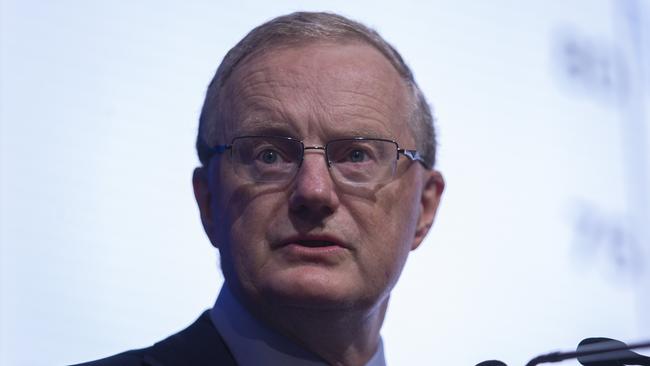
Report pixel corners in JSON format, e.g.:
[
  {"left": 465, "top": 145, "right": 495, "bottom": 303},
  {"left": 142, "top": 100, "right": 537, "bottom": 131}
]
[
  {"left": 211, "top": 144, "right": 232, "bottom": 154},
  {"left": 399, "top": 148, "right": 426, "bottom": 163}
]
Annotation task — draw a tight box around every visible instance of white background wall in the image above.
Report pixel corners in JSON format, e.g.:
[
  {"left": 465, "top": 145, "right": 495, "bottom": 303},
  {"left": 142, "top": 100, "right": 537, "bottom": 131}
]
[{"left": 1, "top": 1, "right": 649, "bottom": 365}]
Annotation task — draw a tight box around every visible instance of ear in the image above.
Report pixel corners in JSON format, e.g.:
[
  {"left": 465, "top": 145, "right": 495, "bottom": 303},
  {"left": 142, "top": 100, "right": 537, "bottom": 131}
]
[
  {"left": 412, "top": 169, "right": 445, "bottom": 250},
  {"left": 193, "top": 166, "right": 219, "bottom": 248}
]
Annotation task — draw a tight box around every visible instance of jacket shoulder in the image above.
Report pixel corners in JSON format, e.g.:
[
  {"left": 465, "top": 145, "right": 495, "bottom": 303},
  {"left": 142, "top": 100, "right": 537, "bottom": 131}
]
[
  {"left": 70, "top": 311, "right": 236, "bottom": 366},
  {"left": 70, "top": 349, "right": 146, "bottom": 366}
]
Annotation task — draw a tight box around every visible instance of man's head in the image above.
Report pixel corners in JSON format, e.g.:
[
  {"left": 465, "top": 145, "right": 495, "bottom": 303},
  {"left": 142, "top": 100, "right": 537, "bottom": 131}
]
[
  {"left": 193, "top": 12, "right": 444, "bottom": 318},
  {"left": 196, "top": 11, "right": 437, "bottom": 169}
]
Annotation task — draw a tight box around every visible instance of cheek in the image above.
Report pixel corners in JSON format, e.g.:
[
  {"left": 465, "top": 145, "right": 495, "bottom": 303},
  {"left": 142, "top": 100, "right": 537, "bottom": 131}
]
[
  {"left": 346, "top": 184, "right": 421, "bottom": 278},
  {"left": 212, "top": 160, "right": 281, "bottom": 240},
  {"left": 215, "top": 180, "right": 288, "bottom": 270},
  {"left": 358, "top": 186, "right": 420, "bottom": 248},
  {"left": 379, "top": 193, "right": 421, "bottom": 287}
]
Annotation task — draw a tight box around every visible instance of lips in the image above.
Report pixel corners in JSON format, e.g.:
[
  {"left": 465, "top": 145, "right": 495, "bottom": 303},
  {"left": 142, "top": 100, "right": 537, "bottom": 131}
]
[
  {"left": 295, "top": 239, "right": 338, "bottom": 248},
  {"left": 275, "top": 235, "right": 349, "bottom": 250}
]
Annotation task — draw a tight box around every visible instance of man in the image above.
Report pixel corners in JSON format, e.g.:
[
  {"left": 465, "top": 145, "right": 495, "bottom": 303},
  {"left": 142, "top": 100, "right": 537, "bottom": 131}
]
[{"left": 76, "top": 11, "right": 444, "bottom": 366}]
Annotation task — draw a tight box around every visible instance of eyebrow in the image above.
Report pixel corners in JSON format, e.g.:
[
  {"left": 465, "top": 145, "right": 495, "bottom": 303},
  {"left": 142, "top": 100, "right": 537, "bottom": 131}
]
[
  {"left": 234, "top": 120, "right": 298, "bottom": 137},
  {"left": 327, "top": 127, "right": 391, "bottom": 140}
]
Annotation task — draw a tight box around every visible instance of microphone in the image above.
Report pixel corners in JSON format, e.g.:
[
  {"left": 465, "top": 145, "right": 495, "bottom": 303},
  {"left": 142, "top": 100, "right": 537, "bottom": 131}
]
[
  {"left": 524, "top": 337, "right": 650, "bottom": 366},
  {"left": 577, "top": 338, "right": 650, "bottom": 366},
  {"left": 475, "top": 361, "right": 507, "bottom": 366},
  {"left": 474, "top": 337, "right": 650, "bottom": 366}
]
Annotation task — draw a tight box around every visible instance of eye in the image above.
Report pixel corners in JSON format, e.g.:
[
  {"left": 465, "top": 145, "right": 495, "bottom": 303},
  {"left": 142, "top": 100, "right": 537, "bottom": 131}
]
[
  {"left": 258, "top": 149, "right": 280, "bottom": 164},
  {"left": 348, "top": 149, "right": 367, "bottom": 163}
]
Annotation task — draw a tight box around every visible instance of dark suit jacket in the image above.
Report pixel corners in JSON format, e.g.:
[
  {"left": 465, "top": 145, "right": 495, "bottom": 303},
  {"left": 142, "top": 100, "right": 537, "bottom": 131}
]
[{"left": 72, "top": 311, "right": 237, "bottom": 366}]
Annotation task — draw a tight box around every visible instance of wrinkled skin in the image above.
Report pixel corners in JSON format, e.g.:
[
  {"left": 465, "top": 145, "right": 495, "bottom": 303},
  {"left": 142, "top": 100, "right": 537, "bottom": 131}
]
[{"left": 193, "top": 41, "right": 444, "bottom": 365}]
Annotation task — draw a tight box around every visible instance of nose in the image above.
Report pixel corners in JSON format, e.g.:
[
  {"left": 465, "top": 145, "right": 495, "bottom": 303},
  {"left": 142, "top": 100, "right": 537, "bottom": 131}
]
[{"left": 288, "top": 150, "right": 340, "bottom": 220}]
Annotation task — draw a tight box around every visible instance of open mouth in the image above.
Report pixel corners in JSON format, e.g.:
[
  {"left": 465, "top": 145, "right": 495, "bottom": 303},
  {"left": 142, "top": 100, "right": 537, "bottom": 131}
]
[
  {"left": 276, "top": 235, "right": 348, "bottom": 250},
  {"left": 295, "top": 240, "right": 338, "bottom": 248}
]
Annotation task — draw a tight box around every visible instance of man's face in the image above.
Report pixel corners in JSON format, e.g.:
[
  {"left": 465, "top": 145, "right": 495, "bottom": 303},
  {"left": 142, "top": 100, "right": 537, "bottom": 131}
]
[{"left": 194, "top": 41, "right": 443, "bottom": 313}]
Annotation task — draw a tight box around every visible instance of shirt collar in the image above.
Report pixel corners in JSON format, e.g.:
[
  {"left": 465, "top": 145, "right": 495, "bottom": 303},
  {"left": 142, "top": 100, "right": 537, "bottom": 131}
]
[{"left": 210, "top": 285, "right": 386, "bottom": 366}]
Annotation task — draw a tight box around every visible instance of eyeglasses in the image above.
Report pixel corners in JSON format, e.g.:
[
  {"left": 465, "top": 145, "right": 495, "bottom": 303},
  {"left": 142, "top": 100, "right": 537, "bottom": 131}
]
[{"left": 209, "top": 136, "right": 426, "bottom": 186}]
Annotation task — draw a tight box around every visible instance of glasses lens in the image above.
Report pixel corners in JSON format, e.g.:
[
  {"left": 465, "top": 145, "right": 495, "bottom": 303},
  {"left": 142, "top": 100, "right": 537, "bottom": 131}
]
[
  {"left": 327, "top": 139, "right": 397, "bottom": 184},
  {"left": 231, "top": 136, "right": 302, "bottom": 182}
]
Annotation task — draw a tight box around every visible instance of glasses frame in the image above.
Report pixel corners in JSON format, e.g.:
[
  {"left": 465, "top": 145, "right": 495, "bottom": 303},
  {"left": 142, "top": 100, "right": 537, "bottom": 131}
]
[{"left": 208, "top": 135, "right": 427, "bottom": 183}]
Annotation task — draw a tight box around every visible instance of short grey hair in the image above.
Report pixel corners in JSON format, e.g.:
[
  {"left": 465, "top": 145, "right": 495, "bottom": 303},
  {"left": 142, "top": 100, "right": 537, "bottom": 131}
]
[{"left": 196, "top": 11, "right": 437, "bottom": 168}]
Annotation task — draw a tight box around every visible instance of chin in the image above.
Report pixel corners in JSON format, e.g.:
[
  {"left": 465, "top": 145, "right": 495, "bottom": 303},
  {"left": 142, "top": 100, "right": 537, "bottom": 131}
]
[{"left": 261, "top": 268, "right": 376, "bottom": 311}]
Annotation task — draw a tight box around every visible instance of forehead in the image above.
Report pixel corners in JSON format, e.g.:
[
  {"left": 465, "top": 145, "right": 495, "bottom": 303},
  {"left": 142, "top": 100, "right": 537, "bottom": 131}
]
[{"left": 220, "top": 41, "right": 414, "bottom": 144}]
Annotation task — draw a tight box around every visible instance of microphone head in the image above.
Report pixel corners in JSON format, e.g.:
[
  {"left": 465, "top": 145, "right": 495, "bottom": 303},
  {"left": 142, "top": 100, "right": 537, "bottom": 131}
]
[
  {"left": 475, "top": 360, "right": 507, "bottom": 366},
  {"left": 577, "top": 337, "right": 650, "bottom": 366}
]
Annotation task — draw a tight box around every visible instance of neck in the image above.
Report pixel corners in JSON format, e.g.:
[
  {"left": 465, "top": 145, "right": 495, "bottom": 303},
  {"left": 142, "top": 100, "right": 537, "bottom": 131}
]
[
  {"left": 233, "top": 285, "right": 388, "bottom": 366},
  {"left": 274, "top": 302, "right": 388, "bottom": 366}
]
